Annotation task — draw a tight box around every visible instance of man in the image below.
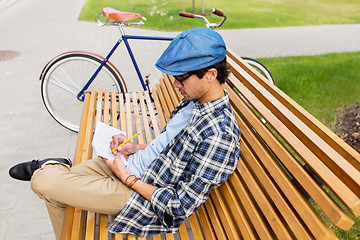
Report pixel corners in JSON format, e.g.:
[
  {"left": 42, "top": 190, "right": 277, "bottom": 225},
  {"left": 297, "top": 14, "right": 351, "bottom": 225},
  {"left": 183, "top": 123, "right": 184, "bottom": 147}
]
[{"left": 9, "top": 27, "right": 240, "bottom": 239}]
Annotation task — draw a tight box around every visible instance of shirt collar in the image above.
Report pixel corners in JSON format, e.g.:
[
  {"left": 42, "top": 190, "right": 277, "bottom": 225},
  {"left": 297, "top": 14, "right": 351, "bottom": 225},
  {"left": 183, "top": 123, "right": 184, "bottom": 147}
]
[{"left": 192, "top": 89, "right": 229, "bottom": 117}]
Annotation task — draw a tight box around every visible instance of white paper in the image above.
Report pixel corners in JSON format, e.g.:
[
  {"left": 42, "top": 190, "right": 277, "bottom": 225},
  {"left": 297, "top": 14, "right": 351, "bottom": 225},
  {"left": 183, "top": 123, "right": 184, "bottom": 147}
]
[{"left": 91, "top": 121, "right": 127, "bottom": 165}]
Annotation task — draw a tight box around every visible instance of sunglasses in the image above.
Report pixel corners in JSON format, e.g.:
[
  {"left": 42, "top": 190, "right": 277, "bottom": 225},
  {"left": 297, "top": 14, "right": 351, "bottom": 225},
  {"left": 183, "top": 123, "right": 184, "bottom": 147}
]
[{"left": 174, "top": 73, "right": 193, "bottom": 84}]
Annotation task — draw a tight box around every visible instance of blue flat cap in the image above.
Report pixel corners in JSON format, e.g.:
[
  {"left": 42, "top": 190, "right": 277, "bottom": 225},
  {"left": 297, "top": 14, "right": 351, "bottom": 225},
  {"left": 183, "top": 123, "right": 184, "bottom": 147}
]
[{"left": 155, "top": 27, "right": 227, "bottom": 76}]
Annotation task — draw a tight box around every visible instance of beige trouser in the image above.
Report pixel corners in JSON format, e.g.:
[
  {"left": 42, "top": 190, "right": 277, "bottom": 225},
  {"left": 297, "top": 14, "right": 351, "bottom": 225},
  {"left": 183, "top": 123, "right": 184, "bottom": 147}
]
[{"left": 31, "top": 158, "right": 134, "bottom": 240}]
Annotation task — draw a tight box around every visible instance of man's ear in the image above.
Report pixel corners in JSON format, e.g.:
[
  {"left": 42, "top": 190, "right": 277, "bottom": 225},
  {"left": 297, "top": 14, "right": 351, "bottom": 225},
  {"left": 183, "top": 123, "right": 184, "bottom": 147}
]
[{"left": 206, "top": 68, "right": 218, "bottom": 83}]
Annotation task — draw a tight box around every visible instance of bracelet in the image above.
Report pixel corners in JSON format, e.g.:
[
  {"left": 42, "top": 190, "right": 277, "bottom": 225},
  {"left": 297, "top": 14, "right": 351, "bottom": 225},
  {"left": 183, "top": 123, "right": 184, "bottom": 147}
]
[
  {"left": 128, "top": 177, "right": 140, "bottom": 188},
  {"left": 124, "top": 175, "right": 136, "bottom": 186}
]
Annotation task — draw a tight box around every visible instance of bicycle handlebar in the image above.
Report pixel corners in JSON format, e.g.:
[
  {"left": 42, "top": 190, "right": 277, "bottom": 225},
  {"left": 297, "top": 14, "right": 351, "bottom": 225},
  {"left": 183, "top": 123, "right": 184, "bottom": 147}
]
[{"left": 179, "top": 8, "right": 226, "bottom": 28}]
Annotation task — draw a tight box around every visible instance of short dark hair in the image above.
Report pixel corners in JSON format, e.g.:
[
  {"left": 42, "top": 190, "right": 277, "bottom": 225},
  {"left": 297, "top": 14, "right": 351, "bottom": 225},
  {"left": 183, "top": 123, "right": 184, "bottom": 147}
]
[{"left": 188, "top": 57, "right": 230, "bottom": 84}]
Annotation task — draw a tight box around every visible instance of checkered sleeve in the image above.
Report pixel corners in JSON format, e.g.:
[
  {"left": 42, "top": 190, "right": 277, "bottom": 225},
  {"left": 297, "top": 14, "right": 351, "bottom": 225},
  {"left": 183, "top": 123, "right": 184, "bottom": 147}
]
[{"left": 151, "top": 131, "right": 240, "bottom": 229}]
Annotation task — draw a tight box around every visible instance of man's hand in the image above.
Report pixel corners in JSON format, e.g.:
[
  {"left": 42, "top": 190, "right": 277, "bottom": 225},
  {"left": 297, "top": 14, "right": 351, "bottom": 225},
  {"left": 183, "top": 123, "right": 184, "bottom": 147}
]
[
  {"left": 103, "top": 156, "right": 130, "bottom": 183},
  {"left": 110, "top": 134, "right": 137, "bottom": 156}
]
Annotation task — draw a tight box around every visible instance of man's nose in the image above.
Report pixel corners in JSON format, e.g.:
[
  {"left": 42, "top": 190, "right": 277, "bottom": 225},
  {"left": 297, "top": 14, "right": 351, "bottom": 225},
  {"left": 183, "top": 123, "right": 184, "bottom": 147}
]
[{"left": 173, "top": 78, "right": 182, "bottom": 88}]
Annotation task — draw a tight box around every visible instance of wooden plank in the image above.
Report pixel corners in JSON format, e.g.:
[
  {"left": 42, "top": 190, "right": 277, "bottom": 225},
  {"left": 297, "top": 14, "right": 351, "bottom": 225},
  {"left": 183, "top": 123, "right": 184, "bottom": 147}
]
[
  {"left": 61, "top": 93, "right": 92, "bottom": 240},
  {"left": 119, "top": 93, "right": 126, "bottom": 132},
  {"left": 99, "top": 214, "right": 108, "bottom": 239},
  {"left": 70, "top": 90, "right": 98, "bottom": 239},
  {"left": 197, "top": 206, "right": 216, "bottom": 240},
  {"left": 160, "top": 77, "right": 175, "bottom": 110},
  {"left": 166, "top": 73, "right": 183, "bottom": 101},
  {"left": 144, "top": 91, "right": 160, "bottom": 136},
  {"left": 165, "top": 233, "right": 175, "bottom": 240},
  {"left": 125, "top": 93, "right": 133, "bottom": 137},
  {"left": 156, "top": 83, "right": 171, "bottom": 121},
  {"left": 71, "top": 208, "right": 86, "bottom": 240},
  {"left": 127, "top": 235, "right": 136, "bottom": 240},
  {"left": 84, "top": 212, "right": 96, "bottom": 240},
  {"left": 225, "top": 81, "right": 355, "bottom": 230},
  {"left": 132, "top": 92, "right": 144, "bottom": 144},
  {"left": 139, "top": 92, "right": 152, "bottom": 143},
  {"left": 162, "top": 73, "right": 180, "bottom": 107},
  {"left": 188, "top": 212, "right": 206, "bottom": 240},
  {"left": 151, "top": 88, "right": 167, "bottom": 128},
  {"left": 204, "top": 196, "right": 227, "bottom": 238},
  {"left": 114, "top": 233, "right": 123, "bottom": 240},
  {"left": 178, "top": 221, "right": 190, "bottom": 240},
  {"left": 111, "top": 91, "right": 118, "bottom": 128},
  {"left": 153, "top": 234, "right": 162, "bottom": 240},
  {"left": 103, "top": 89, "right": 110, "bottom": 124}
]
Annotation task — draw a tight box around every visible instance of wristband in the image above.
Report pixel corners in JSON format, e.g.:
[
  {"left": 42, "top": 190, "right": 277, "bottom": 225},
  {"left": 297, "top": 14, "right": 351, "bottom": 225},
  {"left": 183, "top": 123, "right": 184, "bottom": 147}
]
[
  {"left": 128, "top": 177, "right": 140, "bottom": 188},
  {"left": 124, "top": 175, "right": 136, "bottom": 186}
]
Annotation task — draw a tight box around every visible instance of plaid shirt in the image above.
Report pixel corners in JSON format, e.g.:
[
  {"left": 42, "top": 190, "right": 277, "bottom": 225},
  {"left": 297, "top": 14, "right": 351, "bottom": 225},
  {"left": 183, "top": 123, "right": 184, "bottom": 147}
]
[{"left": 107, "top": 91, "right": 240, "bottom": 237}]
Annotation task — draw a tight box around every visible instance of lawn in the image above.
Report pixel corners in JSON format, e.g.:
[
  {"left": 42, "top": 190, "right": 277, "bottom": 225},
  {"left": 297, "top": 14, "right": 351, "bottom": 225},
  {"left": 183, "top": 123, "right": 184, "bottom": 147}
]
[
  {"left": 259, "top": 52, "right": 360, "bottom": 131},
  {"left": 79, "top": 0, "right": 360, "bottom": 31}
]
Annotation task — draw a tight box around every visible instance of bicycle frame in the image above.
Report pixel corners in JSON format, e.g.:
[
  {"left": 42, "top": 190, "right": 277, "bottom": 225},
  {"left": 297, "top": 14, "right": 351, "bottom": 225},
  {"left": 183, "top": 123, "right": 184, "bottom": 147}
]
[{"left": 77, "top": 32, "right": 173, "bottom": 101}]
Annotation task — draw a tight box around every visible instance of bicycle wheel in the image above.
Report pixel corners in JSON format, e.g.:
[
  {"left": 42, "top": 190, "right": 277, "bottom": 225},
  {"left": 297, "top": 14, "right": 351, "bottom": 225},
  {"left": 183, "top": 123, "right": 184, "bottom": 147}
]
[
  {"left": 41, "top": 52, "right": 126, "bottom": 132},
  {"left": 242, "top": 57, "right": 274, "bottom": 84}
]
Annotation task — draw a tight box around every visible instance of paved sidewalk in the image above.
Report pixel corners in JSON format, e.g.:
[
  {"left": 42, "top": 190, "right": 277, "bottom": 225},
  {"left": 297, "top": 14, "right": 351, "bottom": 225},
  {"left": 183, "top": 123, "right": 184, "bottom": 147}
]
[{"left": 0, "top": 0, "right": 359, "bottom": 239}]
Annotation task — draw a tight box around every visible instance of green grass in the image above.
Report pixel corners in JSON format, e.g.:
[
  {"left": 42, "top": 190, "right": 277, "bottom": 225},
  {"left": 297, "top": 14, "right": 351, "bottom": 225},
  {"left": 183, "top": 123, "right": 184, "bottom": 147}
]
[
  {"left": 79, "top": 0, "right": 360, "bottom": 31},
  {"left": 259, "top": 52, "right": 360, "bottom": 130}
]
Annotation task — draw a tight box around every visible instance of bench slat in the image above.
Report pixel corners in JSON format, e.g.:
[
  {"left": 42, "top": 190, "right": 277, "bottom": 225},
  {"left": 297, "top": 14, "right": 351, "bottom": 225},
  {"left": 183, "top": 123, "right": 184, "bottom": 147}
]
[
  {"left": 204, "top": 196, "right": 227, "bottom": 238},
  {"left": 119, "top": 93, "right": 126, "bottom": 132},
  {"left": 61, "top": 92, "right": 93, "bottom": 240},
  {"left": 178, "top": 221, "right": 190, "bottom": 240},
  {"left": 139, "top": 92, "right": 153, "bottom": 142},
  {"left": 151, "top": 88, "right": 167, "bottom": 128},
  {"left": 189, "top": 209, "right": 207, "bottom": 240},
  {"left": 160, "top": 77, "right": 176, "bottom": 111},
  {"left": 162, "top": 73, "right": 180, "bottom": 107},
  {"left": 198, "top": 203, "right": 218, "bottom": 239},
  {"left": 132, "top": 92, "right": 144, "bottom": 144},
  {"left": 167, "top": 74, "right": 183, "bottom": 101},
  {"left": 145, "top": 91, "right": 161, "bottom": 136},
  {"left": 125, "top": 93, "right": 133, "bottom": 137},
  {"left": 156, "top": 83, "right": 171, "bottom": 121}
]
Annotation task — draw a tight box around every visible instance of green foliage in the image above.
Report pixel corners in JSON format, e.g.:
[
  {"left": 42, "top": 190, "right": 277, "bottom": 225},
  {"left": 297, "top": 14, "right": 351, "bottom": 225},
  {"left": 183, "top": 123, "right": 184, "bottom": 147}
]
[
  {"left": 79, "top": 0, "right": 360, "bottom": 31},
  {"left": 259, "top": 52, "right": 360, "bottom": 130}
]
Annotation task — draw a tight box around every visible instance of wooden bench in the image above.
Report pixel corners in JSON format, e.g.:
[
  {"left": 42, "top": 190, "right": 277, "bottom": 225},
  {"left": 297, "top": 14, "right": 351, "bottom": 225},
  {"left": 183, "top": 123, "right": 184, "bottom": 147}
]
[{"left": 60, "top": 49, "right": 360, "bottom": 240}]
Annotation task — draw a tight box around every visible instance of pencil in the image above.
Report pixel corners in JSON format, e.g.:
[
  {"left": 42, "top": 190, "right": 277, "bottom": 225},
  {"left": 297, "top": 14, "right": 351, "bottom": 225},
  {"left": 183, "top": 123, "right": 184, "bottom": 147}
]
[{"left": 110, "top": 132, "right": 140, "bottom": 153}]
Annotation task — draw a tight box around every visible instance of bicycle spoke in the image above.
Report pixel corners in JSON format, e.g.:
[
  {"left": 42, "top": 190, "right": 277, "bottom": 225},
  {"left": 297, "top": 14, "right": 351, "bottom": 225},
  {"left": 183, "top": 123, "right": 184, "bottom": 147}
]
[{"left": 48, "top": 76, "right": 78, "bottom": 96}]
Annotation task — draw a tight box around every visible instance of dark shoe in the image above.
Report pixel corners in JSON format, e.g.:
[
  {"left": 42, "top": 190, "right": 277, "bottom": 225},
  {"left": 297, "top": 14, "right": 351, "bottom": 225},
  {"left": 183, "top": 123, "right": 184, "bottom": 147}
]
[{"left": 9, "top": 157, "right": 72, "bottom": 181}]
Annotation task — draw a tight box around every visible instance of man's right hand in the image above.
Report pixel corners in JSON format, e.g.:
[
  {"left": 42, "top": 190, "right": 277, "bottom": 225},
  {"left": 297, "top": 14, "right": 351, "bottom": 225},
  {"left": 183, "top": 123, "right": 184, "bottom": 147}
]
[{"left": 110, "top": 134, "right": 137, "bottom": 156}]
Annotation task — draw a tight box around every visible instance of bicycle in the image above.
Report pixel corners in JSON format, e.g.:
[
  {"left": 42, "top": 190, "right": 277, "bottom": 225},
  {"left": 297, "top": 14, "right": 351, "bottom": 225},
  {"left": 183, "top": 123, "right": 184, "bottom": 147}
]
[{"left": 39, "top": 7, "right": 274, "bottom": 132}]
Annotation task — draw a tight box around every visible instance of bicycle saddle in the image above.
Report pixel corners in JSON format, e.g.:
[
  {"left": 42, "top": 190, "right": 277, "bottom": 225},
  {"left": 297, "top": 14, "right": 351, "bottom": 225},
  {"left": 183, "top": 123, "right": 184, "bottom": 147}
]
[{"left": 102, "top": 7, "right": 143, "bottom": 22}]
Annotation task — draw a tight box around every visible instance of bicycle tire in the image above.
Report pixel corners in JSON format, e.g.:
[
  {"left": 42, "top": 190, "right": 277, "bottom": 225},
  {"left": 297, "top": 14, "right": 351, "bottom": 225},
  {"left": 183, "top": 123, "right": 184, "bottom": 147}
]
[
  {"left": 40, "top": 52, "right": 126, "bottom": 132},
  {"left": 242, "top": 57, "right": 274, "bottom": 84}
]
